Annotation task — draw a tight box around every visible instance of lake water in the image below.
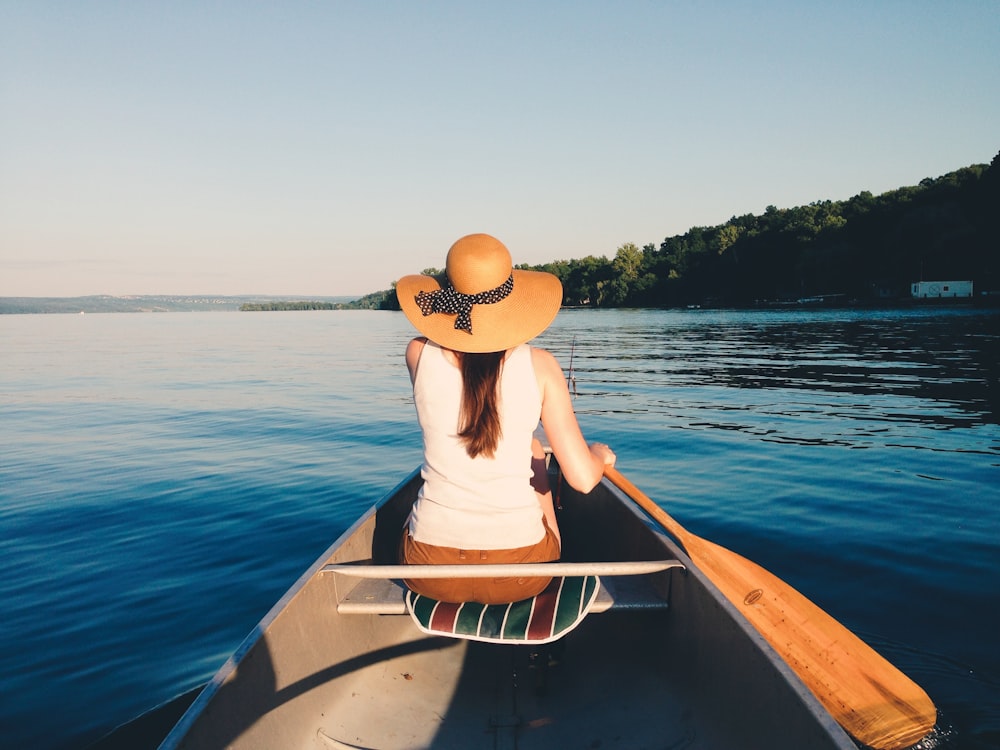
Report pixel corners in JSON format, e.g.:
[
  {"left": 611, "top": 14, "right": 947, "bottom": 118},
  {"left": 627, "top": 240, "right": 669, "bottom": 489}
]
[{"left": 1, "top": 307, "right": 998, "bottom": 749}]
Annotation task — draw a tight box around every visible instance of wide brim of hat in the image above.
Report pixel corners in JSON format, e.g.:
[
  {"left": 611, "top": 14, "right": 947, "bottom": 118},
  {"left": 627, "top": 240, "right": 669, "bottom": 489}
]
[{"left": 396, "top": 269, "right": 563, "bottom": 353}]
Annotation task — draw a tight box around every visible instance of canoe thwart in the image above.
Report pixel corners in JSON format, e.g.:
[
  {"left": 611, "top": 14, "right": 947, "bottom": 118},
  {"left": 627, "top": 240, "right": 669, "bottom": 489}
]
[
  {"left": 322, "top": 559, "right": 683, "bottom": 579},
  {"left": 337, "top": 573, "right": 674, "bottom": 616}
]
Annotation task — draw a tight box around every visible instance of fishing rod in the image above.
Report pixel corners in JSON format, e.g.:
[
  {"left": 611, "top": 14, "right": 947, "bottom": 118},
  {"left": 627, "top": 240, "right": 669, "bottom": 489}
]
[{"left": 567, "top": 336, "right": 577, "bottom": 397}]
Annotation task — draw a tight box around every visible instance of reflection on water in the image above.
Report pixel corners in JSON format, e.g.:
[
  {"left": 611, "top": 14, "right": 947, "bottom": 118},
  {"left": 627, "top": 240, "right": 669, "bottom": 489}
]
[
  {"left": 533, "top": 310, "right": 999, "bottom": 472},
  {"left": 544, "top": 308, "right": 998, "bottom": 426},
  {"left": 1, "top": 307, "right": 998, "bottom": 749}
]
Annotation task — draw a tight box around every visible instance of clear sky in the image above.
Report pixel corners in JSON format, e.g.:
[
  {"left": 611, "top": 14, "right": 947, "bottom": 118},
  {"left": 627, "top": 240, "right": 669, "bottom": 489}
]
[{"left": 1, "top": 1, "right": 997, "bottom": 297}]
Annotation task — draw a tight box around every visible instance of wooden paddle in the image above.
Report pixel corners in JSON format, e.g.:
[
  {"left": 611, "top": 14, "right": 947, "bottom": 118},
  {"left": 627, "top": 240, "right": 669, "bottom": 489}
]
[{"left": 604, "top": 466, "right": 936, "bottom": 750}]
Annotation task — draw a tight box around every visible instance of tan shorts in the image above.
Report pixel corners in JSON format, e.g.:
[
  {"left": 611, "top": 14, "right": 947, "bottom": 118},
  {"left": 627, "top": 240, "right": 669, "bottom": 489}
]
[{"left": 399, "top": 519, "right": 561, "bottom": 605}]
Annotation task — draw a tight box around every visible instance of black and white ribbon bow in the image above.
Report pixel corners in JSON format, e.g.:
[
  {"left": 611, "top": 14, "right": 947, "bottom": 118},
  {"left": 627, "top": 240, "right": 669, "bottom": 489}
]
[{"left": 415, "top": 274, "right": 514, "bottom": 333}]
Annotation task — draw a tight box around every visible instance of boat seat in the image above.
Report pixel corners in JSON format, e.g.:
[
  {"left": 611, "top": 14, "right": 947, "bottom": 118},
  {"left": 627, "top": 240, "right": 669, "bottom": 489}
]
[{"left": 323, "top": 560, "right": 683, "bottom": 616}]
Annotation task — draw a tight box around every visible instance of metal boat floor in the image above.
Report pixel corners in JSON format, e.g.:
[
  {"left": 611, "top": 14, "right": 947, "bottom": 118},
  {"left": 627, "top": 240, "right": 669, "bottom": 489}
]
[{"left": 314, "top": 610, "right": 730, "bottom": 750}]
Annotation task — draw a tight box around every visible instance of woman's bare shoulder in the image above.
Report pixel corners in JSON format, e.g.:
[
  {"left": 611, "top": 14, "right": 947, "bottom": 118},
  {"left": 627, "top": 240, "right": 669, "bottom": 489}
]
[
  {"left": 530, "top": 347, "right": 568, "bottom": 392},
  {"left": 406, "top": 337, "right": 429, "bottom": 381},
  {"left": 530, "top": 346, "right": 561, "bottom": 374}
]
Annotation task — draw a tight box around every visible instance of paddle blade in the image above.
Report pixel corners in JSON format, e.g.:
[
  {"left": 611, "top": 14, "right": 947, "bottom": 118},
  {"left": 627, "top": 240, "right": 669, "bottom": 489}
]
[
  {"left": 689, "top": 535, "right": 936, "bottom": 750},
  {"left": 604, "top": 467, "right": 936, "bottom": 750}
]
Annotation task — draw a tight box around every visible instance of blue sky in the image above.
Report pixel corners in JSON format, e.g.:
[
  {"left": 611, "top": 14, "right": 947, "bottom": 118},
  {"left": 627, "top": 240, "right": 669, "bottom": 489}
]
[{"left": 1, "top": 1, "right": 997, "bottom": 297}]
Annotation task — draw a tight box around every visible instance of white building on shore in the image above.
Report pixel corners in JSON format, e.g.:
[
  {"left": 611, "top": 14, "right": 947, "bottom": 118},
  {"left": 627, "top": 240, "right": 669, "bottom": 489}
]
[{"left": 910, "top": 280, "right": 974, "bottom": 299}]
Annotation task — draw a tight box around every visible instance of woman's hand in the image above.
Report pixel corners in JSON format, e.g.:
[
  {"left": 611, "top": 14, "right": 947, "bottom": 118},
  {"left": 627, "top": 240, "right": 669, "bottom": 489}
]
[{"left": 589, "top": 442, "right": 616, "bottom": 468}]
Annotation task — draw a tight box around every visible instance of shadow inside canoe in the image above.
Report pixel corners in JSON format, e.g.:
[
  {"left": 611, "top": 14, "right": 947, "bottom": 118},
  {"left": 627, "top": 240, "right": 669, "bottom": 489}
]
[{"left": 196, "top": 634, "right": 457, "bottom": 749}]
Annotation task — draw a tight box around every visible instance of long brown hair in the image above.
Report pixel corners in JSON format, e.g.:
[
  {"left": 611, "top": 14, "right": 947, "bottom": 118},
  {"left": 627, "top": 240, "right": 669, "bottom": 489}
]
[{"left": 457, "top": 350, "right": 505, "bottom": 459}]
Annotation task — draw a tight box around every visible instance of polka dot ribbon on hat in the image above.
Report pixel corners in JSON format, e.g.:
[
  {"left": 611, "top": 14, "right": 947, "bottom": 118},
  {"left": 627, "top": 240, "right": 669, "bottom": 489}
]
[{"left": 415, "top": 274, "right": 514, "bottom": 334}]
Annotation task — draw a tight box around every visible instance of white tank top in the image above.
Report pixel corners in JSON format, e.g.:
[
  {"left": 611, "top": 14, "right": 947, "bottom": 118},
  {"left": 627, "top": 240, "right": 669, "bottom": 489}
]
[{"left": 408, "top": 341, "right": 544, "bottom": 548}]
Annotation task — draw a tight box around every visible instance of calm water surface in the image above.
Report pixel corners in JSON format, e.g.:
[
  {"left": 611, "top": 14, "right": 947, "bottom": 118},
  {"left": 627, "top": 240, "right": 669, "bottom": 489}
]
[{"left": 1, "top": 308, "right": 998, "bottom": 749}]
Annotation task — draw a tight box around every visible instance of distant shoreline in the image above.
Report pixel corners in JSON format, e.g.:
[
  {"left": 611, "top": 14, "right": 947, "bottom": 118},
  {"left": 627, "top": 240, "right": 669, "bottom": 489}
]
[
  {"left": 3, "top": 293, "right": 996, "bottom": 315},
  {"left": 0, "top": 295, "right": 360, "bottom": 315}
]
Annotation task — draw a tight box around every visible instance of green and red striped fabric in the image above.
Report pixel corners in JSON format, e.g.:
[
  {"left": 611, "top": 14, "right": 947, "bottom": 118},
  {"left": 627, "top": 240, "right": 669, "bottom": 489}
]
[{"left": 405, "top": 576, "right": 600, "bottom": 644}]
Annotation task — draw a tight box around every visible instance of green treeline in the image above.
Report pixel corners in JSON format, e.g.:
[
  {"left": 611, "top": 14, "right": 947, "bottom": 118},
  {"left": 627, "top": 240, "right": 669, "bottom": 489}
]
[
  {"left": 368, "top": 153, "right": 998, "bottom": 310},
  {"left": 240, "top": 296, "right": 385, "bottom": 311},
  {"left": 241, "top": 290, "right": 397, "bottom": 311}
]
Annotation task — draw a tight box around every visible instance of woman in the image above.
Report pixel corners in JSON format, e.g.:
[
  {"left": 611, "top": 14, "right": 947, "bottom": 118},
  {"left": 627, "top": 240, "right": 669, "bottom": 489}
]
[{"left": 395, "top": 233, "right": 616, "bottom": 604}]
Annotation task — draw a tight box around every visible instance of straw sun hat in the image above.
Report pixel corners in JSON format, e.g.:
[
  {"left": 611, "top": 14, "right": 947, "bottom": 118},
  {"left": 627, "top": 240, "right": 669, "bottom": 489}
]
[{"left": 396, "top": 233, "right": 563, "bottom": 353}]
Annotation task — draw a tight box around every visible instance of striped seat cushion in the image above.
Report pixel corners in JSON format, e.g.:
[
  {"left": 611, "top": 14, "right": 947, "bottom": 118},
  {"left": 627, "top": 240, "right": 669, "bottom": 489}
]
[{"left": 405, "top": 575, "right": 600, "bottom": 644}]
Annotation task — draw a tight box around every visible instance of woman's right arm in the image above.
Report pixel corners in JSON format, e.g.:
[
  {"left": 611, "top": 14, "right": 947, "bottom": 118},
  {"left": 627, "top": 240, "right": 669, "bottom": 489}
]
[{"left": 533, "top": 347, "right": 615, "bottom": 493}]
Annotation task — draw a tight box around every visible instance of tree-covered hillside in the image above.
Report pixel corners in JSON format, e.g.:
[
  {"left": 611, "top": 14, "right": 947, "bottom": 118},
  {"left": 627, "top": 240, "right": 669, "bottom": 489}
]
[{"left": 367, "top": 152, "right": 998, "bottom": 310}]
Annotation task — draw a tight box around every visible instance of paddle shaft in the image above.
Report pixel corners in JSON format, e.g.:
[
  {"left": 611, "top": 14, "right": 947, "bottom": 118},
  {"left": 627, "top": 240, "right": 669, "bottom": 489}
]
[{"left": 603, "top": 466, "right": 936, "bottom": 750}]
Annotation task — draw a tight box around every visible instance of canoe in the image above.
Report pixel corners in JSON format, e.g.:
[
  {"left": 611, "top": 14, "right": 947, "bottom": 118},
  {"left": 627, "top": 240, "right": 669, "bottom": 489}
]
[{"left": 158, "top": 463, "right": 857, "bottom": 750}]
